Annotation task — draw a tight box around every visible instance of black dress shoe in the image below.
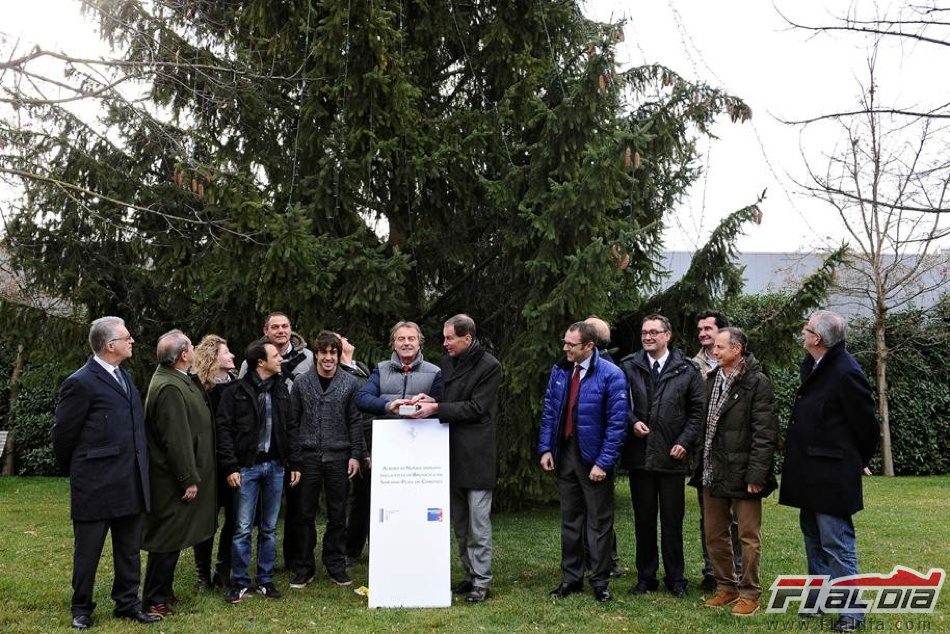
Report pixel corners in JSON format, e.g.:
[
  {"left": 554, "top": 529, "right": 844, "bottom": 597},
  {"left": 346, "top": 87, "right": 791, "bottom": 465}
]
[
  {"left": 466, "top": 587, "right": 490, "bottom": 603},
  {"left": 71, "top": 615, "right": 92, "bottom": 629},
  {"left": 593, "top": 586, "right": 612, "bottom": 603},
  {"left": 669, "top": 585, "right": 687, "bottom": 598},
  {"left": 549, "top": 581, "right": 583, "bottom": 599},
  {"left": 700, "top": 575, "right": 717, "bottom": 592},
  {"left": 452, "top": 579, "right": 474, "bottom": 594},
  {"left": 627, "top": 581, "right": 657, "bottom": 595},
  {"left": 114, "top": 609, "right": 162, "bottom": 624}
]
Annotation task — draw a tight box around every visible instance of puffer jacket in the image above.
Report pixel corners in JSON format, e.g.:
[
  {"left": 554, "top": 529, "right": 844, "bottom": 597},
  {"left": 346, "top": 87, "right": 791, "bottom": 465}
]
[
  {"left": 537, "top": 349, "right": 628, "bottom": 471},
  {"left": 619, "top": 347, "right": 704, "bottom": 474},
  {"left": 354, "top": 352, "right": 442, "bottom": 417},
  {"left": 688, "top": 353, "right": 779, "bottom": 499}
]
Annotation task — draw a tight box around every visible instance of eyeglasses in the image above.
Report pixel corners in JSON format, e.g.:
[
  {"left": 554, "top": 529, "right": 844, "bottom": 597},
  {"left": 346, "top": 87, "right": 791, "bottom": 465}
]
[
  {"left": 562, "top": 340, "right": 585, "bottom": 349},
  {"left": 802, "top": 328, "right": 819, "bottom": 338},
  {"left": 641, "top": 329, "right": 668, "bottom": 338},
  {"left": 109, "top": 336, "right": 134, "bottom": 344}
]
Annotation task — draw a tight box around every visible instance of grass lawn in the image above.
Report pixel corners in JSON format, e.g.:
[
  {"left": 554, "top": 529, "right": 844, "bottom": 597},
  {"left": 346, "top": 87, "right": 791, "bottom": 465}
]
[{"left": 0, "top": 476, "right": 947, "bottom": 633}]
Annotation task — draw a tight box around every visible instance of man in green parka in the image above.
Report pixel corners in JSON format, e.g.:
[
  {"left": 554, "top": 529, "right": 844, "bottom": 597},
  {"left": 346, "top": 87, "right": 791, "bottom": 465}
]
[{"left": 141, "top": 330, "right": 216, "bottom": 617}]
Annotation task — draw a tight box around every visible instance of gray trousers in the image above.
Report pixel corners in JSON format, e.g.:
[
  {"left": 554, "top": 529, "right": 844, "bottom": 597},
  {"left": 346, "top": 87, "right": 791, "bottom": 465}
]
[{"left": 451, "top": 487, "right": 493, "bottom": 589}]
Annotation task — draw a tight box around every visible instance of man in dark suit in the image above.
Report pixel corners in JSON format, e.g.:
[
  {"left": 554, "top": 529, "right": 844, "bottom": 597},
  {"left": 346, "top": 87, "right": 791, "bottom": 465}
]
[
  {"left": 780, "top": 310, "right": 879, "bottom": 633},
  {"left": 412, "top": 314, "right": 503, "bottom": 603},
  {"left": 52, "top": 316, "right": 161, "bottom": 629}
]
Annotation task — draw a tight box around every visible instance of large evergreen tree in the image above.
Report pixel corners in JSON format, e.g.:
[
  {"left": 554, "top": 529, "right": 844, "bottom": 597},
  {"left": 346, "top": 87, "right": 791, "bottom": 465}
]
[{"left": 1, "top": 1, "right": 751, "bottom": 502}]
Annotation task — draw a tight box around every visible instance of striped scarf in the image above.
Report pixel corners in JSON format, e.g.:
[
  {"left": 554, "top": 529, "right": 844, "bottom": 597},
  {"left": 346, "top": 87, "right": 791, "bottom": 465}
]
[{"left": 702, "top": 357, "right": 746, "bottom": 486}]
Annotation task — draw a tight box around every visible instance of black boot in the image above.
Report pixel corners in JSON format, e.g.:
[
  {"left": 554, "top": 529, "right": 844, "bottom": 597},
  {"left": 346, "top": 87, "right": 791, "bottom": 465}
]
[{"left": 194, "top": 539, "right": 213, "bottom": 591}]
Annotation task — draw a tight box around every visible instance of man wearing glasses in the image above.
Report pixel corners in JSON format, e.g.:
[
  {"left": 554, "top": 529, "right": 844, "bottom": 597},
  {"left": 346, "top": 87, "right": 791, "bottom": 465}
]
[
  {"left": 538, "top": 321, "right": 628, "bottom": 603},
  {"left": 780, "top": 310, "right": 878, "bottom": 633},
  {"left": 53, "top": 317, "right": 161, "bottom": 629},
  {"left": 619, "top": 314, "right": 704, "bottom": 599}
]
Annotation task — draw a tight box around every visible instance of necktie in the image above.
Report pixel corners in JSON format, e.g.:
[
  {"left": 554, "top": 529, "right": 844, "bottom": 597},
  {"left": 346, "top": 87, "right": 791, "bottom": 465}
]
[
  {"left": 652, "top": 360, "right": 661, "bottom": 383},
  {"left": 113, "top": 368, "right": 128, "bottom": 394},
  {"left": 563, "top": 365, "right": 581, "bottom": 439},
  {"left": 402, "top": 364, "right": 412, "bottom": 373}
]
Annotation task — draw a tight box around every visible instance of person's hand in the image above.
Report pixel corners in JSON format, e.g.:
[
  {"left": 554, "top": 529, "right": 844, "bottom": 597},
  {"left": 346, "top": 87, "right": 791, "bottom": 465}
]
[
  {"left": 863, "top": 466, "right": 872, "bottom": 476},
  {"left": 589, "top": 465, "right": 607, "bottom": 482},
  {"left": 632, "top": 421, "right": 650, "bottom": 437},
  {"left": 670, "top": 444, "right": 687, "bottom": 460},
  {"left": 747, "top": 482, "right": 764, "bottom": 494},
  {"left": 411, "top": 402, "right": 439, "bottom": 418},
  {"left": 540, "top": 452, "right": 554, "bottom": 472},
  {"left": 387, "top": 399, "right": 411, "bottom": 414},
  {"left": 289, "top": 471, "right": 301, "bottom": 487},
  {"left": 227, "top": 472, "right": 241, "bottom": 488},
  {"left": 347, "top": 458, "right": 361, "bottom": 479},
  {"left": 363, "top": 456, "right": 372, "bottom": 470},
  {"left": 182, "top": 484, "right": 198, "bottom": 501},
  {"left": 411, "top": 393, "right": 436, "bottom": 404}
]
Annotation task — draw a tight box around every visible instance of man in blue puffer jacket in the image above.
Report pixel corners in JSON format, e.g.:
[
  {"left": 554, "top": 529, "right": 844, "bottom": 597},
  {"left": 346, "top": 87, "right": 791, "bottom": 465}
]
[{"left": 538, "top": 321, "right": 628, "bottom": 603}]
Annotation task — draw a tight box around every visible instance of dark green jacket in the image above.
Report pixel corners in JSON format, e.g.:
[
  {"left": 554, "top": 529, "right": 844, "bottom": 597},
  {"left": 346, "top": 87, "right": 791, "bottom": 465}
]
[
  {"left": 142, "top": 365, "right": 216, "bottom": 552},
  {"left": 689, "top": 354, "right": 779, "bottom": 499}
]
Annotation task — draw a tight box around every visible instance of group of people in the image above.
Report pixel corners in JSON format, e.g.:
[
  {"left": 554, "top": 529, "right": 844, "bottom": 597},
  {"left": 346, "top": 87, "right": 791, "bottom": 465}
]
[
  {"left": 51, "top": 307, "right": 877, "bottom": 633},
  {"left": 52, "top": 312, "right": 501, "bottom": 629},
  {"left": 538, "top": 310, "right": 878, "bottom": 633}
]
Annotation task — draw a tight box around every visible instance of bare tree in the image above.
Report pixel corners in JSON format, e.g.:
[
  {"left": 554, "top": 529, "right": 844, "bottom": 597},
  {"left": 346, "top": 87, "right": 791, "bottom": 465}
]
[{"left": 795, "top": 43, "right": 950, "bottom": 476}]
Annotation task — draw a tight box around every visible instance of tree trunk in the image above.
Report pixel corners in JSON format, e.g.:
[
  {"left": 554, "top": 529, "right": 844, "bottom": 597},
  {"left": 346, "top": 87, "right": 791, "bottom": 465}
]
[
  {"left": 1, "top": 344, "right": 26, "bottom": 476},
  {"left": 874, "top": 314, "right": 894, "bottom": 476}
]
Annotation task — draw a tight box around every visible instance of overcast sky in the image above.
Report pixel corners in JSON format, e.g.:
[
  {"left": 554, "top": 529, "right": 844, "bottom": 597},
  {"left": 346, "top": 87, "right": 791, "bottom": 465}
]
[{"left": 4, "top": 1, "right": 950, "bottom": 253}]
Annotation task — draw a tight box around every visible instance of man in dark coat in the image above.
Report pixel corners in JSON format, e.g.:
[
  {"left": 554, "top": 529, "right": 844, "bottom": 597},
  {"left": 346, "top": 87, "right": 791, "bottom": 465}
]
[
  {"left": 538, "top": 321, "right": 628, "bottom": 603},
  {"left": 779, "top": 310, "right": 879, "bottom": 633},
  {"left": 619, "top": 314, "right": 703, "bottom": 598},
  {"left": 52, "top": 316, "right": 161, "bottom": 629},
  {"left": 690, "top": 327, "right": 778, "bottom": 617},
  {"left": 141, "top": 330, "right": 216, "bottom": 617},
  {"left": 217, "top": 341, "right": 301, "bottom": 603},
  {"left": 411, "top": 314, "right": 503, "bottom": 603}
]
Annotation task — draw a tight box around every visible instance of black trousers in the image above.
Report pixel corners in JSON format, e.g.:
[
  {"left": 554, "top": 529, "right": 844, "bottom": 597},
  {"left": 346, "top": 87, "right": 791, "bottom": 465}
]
[
  {"left": 143, "top": 550, "right": 181, "bottom": 607},
  {"left": 629, "top": 469, "right": 687, "bottom": 590},
  {"left": 556, "top": 437, "right": 615, "bottom": 588},
  {"left": 292, "top": 451, "right": 349, "bottom": 577},
  {"left": 71, "top": 514, "right": 143, "bottom": 617},
  {"left": 194, "top": 476, "right": 237, "bottom": 579},
  {"left": 282, "top": 468, "right": 302, "bottom": 570},
  {"left": 345, "top": 429, "right": 372, "bottom": 559}
]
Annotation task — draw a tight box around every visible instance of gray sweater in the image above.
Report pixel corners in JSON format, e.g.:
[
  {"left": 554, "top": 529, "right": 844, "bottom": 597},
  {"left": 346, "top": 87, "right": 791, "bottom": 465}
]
[{"left": 290, "top": 369, "right": 366, "bottom": 461}]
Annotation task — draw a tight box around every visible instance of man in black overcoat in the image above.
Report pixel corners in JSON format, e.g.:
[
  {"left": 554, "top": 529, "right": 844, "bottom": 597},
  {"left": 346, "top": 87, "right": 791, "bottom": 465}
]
[
  {"left": 52, "top": 316, "right": 161, "bottom": 629},
  {"left": 779, "top": 310, "right": 879, "bottom": 633},
  {"left": 412, "top": 314, "right": 503, "bottom": 603}
]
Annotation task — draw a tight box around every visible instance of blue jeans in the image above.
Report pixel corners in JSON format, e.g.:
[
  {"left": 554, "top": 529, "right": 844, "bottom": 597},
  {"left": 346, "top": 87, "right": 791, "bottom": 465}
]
[
  {"left": 799, "top": 510, "right": 863, "bottom": 623},
  {"left": 231, "top": 460, "right": 284, "bottom": 587}
]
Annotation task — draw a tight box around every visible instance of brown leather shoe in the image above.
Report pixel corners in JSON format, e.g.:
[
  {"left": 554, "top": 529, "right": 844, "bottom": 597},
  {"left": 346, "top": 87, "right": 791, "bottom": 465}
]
[
  {"left": 731, "top": 597, "right": 760, "bottom": 617},
  {"left": 704, "top": 590, "right": 739, "bottom": 607}
]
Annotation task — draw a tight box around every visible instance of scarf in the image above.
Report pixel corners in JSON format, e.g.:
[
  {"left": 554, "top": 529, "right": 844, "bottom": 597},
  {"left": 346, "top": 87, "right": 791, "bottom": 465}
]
[{"left": 702, "top": 357, "right": 747, "bottom": 486}]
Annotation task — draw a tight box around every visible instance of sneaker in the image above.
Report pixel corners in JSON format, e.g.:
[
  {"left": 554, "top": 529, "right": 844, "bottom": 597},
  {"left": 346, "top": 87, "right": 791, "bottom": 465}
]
[
  {"left": 289, "top": 573, "right": 314, "bottom": 589},
  {"left": 452, "top": 579, "right": 474, "bottom": 594},
  {"left": 731, "top": 597, "right": 760, "bottom": 617},
  {"left": 704, "top": 590, "right": 740, "bottom": 608},
  {"left": 226, "top": 586, "right": 249, "bottom": 604},
  {"left": 328, "top": 570, "right": 353, "bottom": 586},
  {"left": 257, "top": 582, "right": 283, "bottom": 599}
]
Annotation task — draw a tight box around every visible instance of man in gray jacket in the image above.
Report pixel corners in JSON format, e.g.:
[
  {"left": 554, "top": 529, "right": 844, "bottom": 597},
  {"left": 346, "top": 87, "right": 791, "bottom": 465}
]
[
  {"left": 355, "top": 321, "right": 443, "bottom": 416},
  {"left": 287, "top": 331, "right": 365, "bottom": 588}
]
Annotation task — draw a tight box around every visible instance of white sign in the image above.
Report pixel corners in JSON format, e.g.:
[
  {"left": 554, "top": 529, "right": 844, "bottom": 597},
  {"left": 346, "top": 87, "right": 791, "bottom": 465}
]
[{"left": 368, "top": 418, "right": 451, "bottom": 608}]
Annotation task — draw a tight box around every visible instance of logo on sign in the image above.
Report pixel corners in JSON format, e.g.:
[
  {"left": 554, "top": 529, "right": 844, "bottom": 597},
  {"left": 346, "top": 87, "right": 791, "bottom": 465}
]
[{"left": 427, "top": 507, "right": 443, "bottom": 522}]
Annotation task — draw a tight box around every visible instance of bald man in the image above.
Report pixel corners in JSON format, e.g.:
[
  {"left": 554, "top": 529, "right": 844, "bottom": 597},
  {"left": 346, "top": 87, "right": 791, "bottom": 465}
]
[{"left": 584, "top": 316, "right": 623, "bottom": 579}]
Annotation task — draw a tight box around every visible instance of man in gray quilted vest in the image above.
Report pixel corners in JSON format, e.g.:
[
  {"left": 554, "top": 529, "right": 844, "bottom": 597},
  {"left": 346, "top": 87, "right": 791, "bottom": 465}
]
[{"left": 355, "top": 321, "right": 443, "bottom": 418}]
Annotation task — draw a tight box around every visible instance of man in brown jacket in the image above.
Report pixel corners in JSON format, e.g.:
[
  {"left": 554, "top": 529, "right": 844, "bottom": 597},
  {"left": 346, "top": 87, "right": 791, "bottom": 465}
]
[{"left": 692, "top": 327, "right": 778, "bottom": 617}]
